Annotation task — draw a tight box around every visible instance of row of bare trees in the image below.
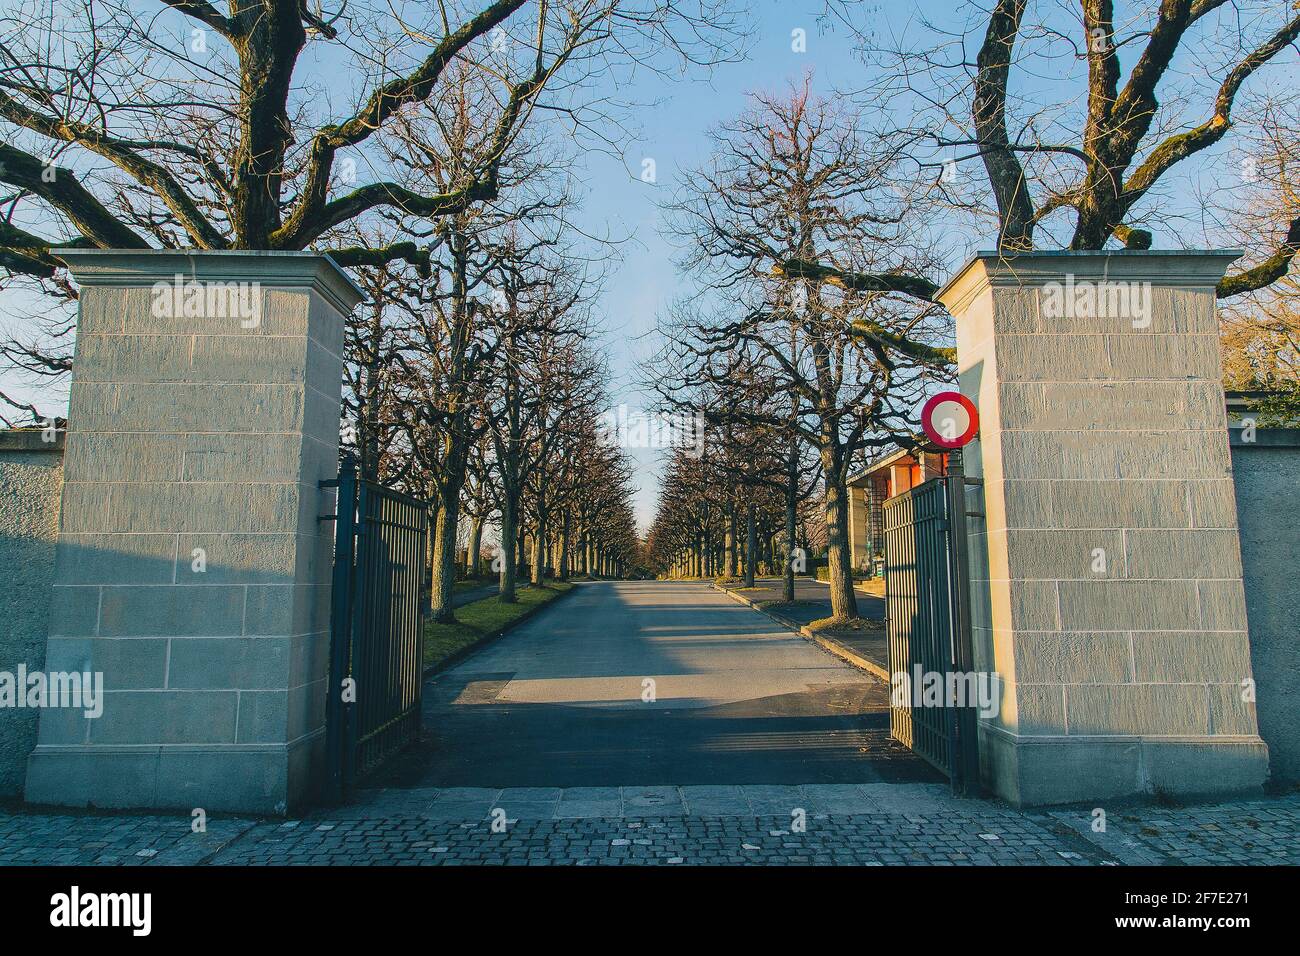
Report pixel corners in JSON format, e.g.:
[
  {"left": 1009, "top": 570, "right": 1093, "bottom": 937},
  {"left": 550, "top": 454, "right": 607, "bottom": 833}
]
[
  {"left": 647, "top": 85, "right": 950, "bottom": 620},
  {"left": 327, "top": 56, "right": 641, "bottom": 620}
]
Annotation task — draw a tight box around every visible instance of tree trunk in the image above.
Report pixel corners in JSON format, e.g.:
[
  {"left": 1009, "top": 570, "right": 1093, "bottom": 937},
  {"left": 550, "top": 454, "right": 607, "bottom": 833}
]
[
  {"left": 531, "top": 510, "right": 547, "bottom": 586},
  {"left": 744, "top": 502, "right": 757, "bottom": 588},
  {"left": 467, "top": 516, "right": 484, "bottom": 578},
  {"left": 784, "top": 475, "right": 797, "bottom": 603},
  {"left": 724, "top": 507, "right": 736, "bottom": 578},
  {"left": 429, "top": 477, "right": 463, "bottom": 624},
  {"left": 822, "top": 447, "right": 858, "bottom": 620},
  {"left": 499, "top": 492, "right": 519, "bottom": 604},
  {"left": 559, "top": 508, "right": 571, "bottom": 581}
]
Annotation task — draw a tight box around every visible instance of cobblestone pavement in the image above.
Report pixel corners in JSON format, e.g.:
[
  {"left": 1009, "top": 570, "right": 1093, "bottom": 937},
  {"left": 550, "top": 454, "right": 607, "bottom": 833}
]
[{"left": 3, "top": 784, "right": 1297, "bottom": 866}]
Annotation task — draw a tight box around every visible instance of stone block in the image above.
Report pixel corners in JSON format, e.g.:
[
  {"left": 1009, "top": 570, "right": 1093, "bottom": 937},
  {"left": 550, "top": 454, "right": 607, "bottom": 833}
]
[
  {"left": 236, "top": 690, "right": 288, "bottom": 743},
  {"left": 1124, "top": 529, "right": 1242, "bottom": 580},
  {"left": 175, "top": 532, "right": 300, "bottom": 585},
  {"left": 1048, "top": 479, "right": 1190, "bottom": 529},
  {"left": 97, "top": 584, "right": 245, "bottom": 637},
  {"left": 243, "top": 584, "right": 313, "bottom": 637},
  {"left": 1131, "top": 631, "right": 1253, "bottom": 683},
  {"left": 90, "top": 690, "right": 239, "bottom": 744},
  {"left": 987, "top": 577, "right": 1059, "bottom": 631},
  {"left": 25, "top": 749, "right": 159, "bottom": 808},
  {"left": 1065, "top": 683, "right": 1207, "bottom": 736},
  {"left": 46, "top": 585, "right": 101, "bottom": 637},
  {"left": 1012, "top": 631, "right": 1133, "bottom": 684},
  {"left": 62, "top": 432, "right": 183, "bottom": 483},
  {"left": 1000, "top": 430, "right": 1231, "bottom": 481},
  {"left": 1005, "top": 682, "right": 1066, "bottom": 735},
  {"left": 43, "top": 636, "right": 168, "bottom": 689},
  {"left": 71, "top": 333, "right": 192, "bottom": 382},
  {"left": 1189, "top": 478, "right": 1243, "bottom": 529},
  {"left": 70, "top": 382, "right": 308, "bottom": 433},
  {"left": 54, "top": 533, "right": 178, "bottom": 585},
  {"left": 1004, "top": 528, "right": 1124, "bottom": 579},
  {"left": 1197, "top": 579, "right": 1249, "bottom": 630},
  {"left": 999, "top": 381, "right": 1221, "bottom": 431},
  {"left": 167, "top": 637, "right": 291, "bottom": 690},
  {"left": 181, "top": 433, "right": 305, "bottom": 483},
  {"left": 1207, "top": 684, "right": 1260, "bottom": 736},
  {"left": 1057, "top": 579, "right": 1200, "bottom": 630},
  {"left": 188, "top": 334, "right": 309, "bottom": 383}
]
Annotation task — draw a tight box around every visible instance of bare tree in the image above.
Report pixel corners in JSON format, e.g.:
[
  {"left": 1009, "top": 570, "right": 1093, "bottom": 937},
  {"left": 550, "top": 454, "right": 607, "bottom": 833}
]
[
  {"left": 663, "top": 83, "right": 949, "bottom": 619},
  {"left": 0, "top": 0, "right": 739, "bottom": 273},
  {"left": 796, "top": 0, "right": 1300, "bottom": 300}
]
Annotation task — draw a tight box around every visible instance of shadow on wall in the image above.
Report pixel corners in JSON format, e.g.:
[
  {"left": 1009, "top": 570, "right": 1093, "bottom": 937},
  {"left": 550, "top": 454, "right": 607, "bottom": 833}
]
[
  {"left": 0, "top": 506, "right": 345, "bottom": 811},
  {"left": 0, "top": 432, "right": 63, "bottom": 797},
  {"left": 1230, "top": 426, "right": 1300, "bottom": 785}
]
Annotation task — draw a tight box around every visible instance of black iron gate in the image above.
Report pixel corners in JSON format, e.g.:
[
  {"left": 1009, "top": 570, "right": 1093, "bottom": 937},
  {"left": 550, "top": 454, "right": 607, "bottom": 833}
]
[
  {"left": 882, "top": 469, "right": 980, "bottom": 793},
  {"left": 323, "top": 457, "right": 428, "bottom": 797}
]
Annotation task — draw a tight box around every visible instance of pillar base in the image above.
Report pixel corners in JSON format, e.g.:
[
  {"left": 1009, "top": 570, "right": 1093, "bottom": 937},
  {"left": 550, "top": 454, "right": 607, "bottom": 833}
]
[
  {"left": 979, "top": 725, "right": 1269, "bottom": 806},
  {"left": 25, "top": 736, "right": 324, "bottom": 814}
]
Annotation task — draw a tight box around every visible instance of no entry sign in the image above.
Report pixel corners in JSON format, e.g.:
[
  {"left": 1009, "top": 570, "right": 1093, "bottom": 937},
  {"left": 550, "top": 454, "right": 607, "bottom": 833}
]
[{"left": 921, "top": 391, "right": 979, "bottom": 448}]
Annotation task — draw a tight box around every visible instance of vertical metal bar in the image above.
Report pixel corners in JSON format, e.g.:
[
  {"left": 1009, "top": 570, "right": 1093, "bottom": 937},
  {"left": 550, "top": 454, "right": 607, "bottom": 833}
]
[
  {"left": 345, "top": 480, "right": 370, "bottom": 787},
  {"left": 324, "top": 456, "right": 357, "bottom": 802},
  {"left": 946, "top": 465, "right": 981, "bottom": 794}
]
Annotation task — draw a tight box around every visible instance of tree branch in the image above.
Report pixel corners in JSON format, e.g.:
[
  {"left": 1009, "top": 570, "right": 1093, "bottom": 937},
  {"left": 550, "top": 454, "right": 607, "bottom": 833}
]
[
  {"left": 280, "top": 0, "right": 527, "bottom": 246},
  {"left": 0, "top": 142, "right": 148, "bottom": 251},
  {"left": 1218, "top": 215, "right": 1300, "bottom": 298},
  {"left": 772, "top": 259, "right": 938, "bottom": 301},
  {"left": 973, "top": 0, "right": 1035, "bottom": 250}
]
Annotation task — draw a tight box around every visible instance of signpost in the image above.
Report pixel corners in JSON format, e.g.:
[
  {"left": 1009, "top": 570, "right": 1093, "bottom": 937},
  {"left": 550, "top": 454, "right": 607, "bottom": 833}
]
[
  {"left": 921, "top": 391, "right": 979, "bottom": 449},
  {"left": 915, "top": 390, "right": 982, "bottom": 793}
]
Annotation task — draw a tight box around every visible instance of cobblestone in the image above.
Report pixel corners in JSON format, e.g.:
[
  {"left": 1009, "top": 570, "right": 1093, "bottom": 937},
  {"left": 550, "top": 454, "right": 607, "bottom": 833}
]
[{"left": 3, "top": 785, "right": 1297, "bottom": 866}]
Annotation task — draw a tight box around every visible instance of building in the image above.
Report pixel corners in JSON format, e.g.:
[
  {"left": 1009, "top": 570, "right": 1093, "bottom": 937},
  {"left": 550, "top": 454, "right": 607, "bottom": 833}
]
[{"left": 846, "top": 447, "right": 948, "bottom": 575}]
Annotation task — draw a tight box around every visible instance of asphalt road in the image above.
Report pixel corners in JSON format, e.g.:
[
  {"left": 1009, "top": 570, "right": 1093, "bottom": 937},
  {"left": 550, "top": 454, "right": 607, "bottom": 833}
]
[{"left": 380, "top": 580, "right": 940, "bottom": 789}]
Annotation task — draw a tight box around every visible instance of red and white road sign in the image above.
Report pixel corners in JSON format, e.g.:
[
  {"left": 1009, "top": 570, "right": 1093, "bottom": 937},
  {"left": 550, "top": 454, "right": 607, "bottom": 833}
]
[{"left": 921, "top": 391, "right": 979, "bottom": 449}]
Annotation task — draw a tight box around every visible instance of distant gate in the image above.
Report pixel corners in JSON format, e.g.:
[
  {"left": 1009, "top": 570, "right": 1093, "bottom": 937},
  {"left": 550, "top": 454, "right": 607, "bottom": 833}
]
[
  {"left": 882, "top": 472, "right": 980, "bottom": 792},
  {"left": 323, "top": 457, "right": 428, "bottom": 797}
]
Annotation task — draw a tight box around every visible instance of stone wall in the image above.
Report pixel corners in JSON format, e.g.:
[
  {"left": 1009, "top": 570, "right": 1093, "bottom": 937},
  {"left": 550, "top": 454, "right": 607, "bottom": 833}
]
[
  {"left": 0, "top": 430, "right": 63, "bottom": 796},
  {"left": 1230, "top": 427, "right": 1300, "bottom": 784},
  {"left": 24, "top": 250, "right": 360, "bottom": 814}
]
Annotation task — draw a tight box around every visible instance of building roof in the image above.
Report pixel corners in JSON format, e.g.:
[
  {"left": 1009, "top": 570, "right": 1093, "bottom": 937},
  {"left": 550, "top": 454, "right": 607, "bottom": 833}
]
[{"left": 846, "top": 446, "right": 916, "bottom": 487}]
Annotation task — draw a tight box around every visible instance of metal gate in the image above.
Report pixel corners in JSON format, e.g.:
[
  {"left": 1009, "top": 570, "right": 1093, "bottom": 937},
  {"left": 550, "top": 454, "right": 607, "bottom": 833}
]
[
  {"left": 323, "top": 457, "right": 428, "bottom": 797},
  {"left": 883, "top": 471, "right": 980, "bottom": 792}
]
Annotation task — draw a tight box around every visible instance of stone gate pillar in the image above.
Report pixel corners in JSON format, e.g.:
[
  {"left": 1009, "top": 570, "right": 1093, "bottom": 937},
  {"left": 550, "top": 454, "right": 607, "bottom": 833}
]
[
  {"left": 939, "top": 250, "right": 1269, "bottom": 805},
  {"left": 25, "top": 250, "right": 361, "bottom": 814}
]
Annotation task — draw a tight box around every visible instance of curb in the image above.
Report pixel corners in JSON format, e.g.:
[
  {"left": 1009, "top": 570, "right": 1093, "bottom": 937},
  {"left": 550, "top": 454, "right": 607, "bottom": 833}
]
[
  {"left": 711, "top": 582, "right": 890, "bottom": 682},
  {"left": 423, "top": 583, "right": 581, "bottom": 677}
]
